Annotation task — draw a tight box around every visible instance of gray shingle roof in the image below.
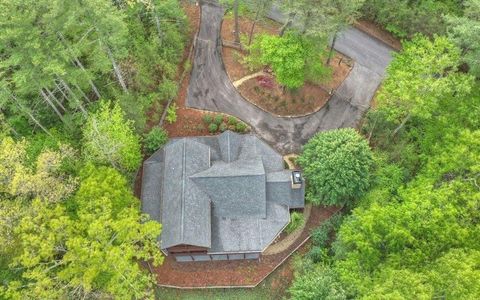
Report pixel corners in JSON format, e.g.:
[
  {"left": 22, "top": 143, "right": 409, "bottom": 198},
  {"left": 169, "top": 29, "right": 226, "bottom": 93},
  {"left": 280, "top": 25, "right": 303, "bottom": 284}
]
[
  {"left": 210, "top": 202, "right": 289, "bottom": 253},
  {"left": 140, "top": 131, "right": 305, "bottom": 253},
  {"left": 192, "top": 156, "right": 267, "bottom": 218},
  {"left": 266, "top": 171, "right": 305, "bottom": 208},
  {"left": 160, "top": 139, "right": 211, "bottom": 249}
]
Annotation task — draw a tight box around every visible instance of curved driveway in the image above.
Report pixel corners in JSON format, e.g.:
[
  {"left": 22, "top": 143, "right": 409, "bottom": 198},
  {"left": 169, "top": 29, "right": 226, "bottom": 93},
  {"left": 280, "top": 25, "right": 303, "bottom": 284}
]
[{"left": 187, "top": 1, "right": 395, "bottom": 153}]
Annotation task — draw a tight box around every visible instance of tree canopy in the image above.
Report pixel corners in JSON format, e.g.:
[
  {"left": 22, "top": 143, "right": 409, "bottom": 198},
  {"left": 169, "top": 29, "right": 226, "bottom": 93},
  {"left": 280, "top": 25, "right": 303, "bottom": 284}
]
[{"left": 297, "top": 128, "right": 373, "bottom": 206}]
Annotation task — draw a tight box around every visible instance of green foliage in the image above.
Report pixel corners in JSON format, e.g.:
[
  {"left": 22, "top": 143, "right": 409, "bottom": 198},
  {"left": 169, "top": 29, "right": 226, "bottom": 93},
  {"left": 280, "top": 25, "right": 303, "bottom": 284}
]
[
  {"left": 378, "top": 35, "right": 474, "bottom": 124},
  {"left": 361, "top": 0, "right": 463, "bottom": 37},
  {"left": 445, "top": 0, "right": 480, "bottom": 77},
  {"left": 297, "top": 128, "right": 373, "bottom": 206},
  {"left": 70, "top": 164, "right": 137, "bottom": 217},
  {"left": 202, "top": 114, "right": 213, "bottom": 124},
  {"left": 227, "top": 116, "right": 237, "bottom": 126},
  {"left": 0, "top": 136, "right": 77, "bottom": 203},
  {"left": 165, "top": 102, "right": 178, "bottom": 124},
  {"left": 289, "top": 263, "right": 347, "bottom": 300},
  {"left": 143, "top": 127, "right": 168, "bottom": 155},
  {"left": 82, "top": 101, "right": 142, "bottom": 172},
  {"left": 246, "top": 33, "right": 330, "bottom": 89},
  {"left": 213, "top": 114, "right": 224, "bottom": 125},
  {"left": 309, "top": 213, "right": 344, "bottom": 262},
  {"left": 285, "top": 211, "right": 305, "bottom": 234},
  {"left": 235, "top": 122, "right": 247, "bottom": 133},
  {"left": 5, "top": 195, "right": 162, "bottom": 299},
  {"left": 208, "top": 123, "right": 218, "bottom": 133}
]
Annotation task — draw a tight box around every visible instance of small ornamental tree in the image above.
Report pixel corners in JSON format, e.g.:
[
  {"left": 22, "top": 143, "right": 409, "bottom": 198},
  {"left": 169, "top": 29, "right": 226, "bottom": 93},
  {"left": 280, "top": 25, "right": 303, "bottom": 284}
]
[
  {"left": 246, "top": 33, "right": 330, "bottom": 89},
  {"left": 83, "top": 101, "right": 142, "bottom": 172},
  {"left": 297, "top": 128, "right": 373, "bottom": 206}
]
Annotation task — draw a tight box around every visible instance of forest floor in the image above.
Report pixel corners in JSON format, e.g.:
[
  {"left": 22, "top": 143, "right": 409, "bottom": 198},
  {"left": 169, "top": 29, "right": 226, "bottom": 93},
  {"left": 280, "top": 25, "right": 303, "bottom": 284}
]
[{"left": 221, "top": 15, "right": 352, "bottom": 116}]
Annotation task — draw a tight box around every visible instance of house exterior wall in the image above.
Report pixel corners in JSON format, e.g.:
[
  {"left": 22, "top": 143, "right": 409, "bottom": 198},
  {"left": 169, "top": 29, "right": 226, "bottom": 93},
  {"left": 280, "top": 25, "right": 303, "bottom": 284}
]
[{"left": 174, "top": 252, "right": 261, "bottom": 262}]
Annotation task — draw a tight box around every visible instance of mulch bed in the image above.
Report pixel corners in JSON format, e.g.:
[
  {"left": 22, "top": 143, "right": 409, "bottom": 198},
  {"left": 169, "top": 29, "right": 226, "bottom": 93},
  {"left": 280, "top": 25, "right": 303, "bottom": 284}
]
[
  {"left": 221, "top": 16, "right": 352, "bottom": 117},
  {"left": 153, "top": 205, "right": 340, "bottom": 288}
]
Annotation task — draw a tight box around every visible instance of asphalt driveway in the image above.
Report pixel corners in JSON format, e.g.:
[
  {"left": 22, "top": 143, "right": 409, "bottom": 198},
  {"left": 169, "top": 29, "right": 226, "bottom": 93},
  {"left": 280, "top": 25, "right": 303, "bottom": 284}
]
[{"left": 187, "top": 1, "right": 395, "bottom": 154}]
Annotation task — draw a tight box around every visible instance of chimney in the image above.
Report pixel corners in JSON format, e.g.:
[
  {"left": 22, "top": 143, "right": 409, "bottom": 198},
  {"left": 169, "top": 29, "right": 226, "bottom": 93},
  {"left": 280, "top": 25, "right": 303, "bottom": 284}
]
[{"left": 291, "top": 171, "right": 302, "bottom": 189}]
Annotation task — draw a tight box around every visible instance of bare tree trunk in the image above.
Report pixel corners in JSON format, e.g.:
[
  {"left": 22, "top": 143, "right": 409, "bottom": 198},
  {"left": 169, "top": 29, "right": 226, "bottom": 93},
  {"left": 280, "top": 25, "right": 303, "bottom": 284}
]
[
  {"left": 151, "top": 2, "right": 163, "bottom": 44},
  {"left": 248, "top": 9, "right": 260, "bottom": 46},
  {"left": 103, "top": 42, "right": 128, "bottom": 93},
  {"left": 279, "top": 12, "right": 296, "bottom": 36},
  {"left": 57, "top": 32, "right": 101, "bottom": 99},
  {"left": 40, "top": 89, "right": 65, "bottom": 123},
  {"left": 8, "top": 92, "right": 52, "bottom": 136},
  {"left": 233, "top": 0, "right": 240, "bottom": 44},
  {"left": 392, "top": 113, "right": 411, "bottom": 137},
  {"left": 59, "top": 79, "right": 88, "bottom": 117},
  {"left": 46, "top": 87, "right": 67, "bottom": 112},
  {"left": 73, "top": 82, "right": 90, "bottom": 103},
  {"left": 327, "top": 32, "right": 338, "bottom": 65}
]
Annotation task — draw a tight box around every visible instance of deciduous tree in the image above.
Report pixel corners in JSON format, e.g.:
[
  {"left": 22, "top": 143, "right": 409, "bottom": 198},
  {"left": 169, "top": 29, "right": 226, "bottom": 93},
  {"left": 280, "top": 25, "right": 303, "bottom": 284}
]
[
  {"left": 297, "top": 128, "right": 373, "bottom": 206},
  {"left": 82, "top": 101, "right": 142, "bottom": 172}
]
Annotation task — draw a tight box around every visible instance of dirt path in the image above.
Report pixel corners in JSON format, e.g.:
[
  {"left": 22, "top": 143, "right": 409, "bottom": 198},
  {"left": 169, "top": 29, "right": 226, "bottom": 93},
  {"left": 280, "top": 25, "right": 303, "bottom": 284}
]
[{"left": 233, "top": 71, "right": 265, "bottom": 88}]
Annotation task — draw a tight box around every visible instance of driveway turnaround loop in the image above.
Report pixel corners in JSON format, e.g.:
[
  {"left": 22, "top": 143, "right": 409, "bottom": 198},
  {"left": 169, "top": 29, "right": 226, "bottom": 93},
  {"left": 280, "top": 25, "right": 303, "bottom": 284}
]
[{"left": 187, "top": 0, "right": 395, "bottom": 154}]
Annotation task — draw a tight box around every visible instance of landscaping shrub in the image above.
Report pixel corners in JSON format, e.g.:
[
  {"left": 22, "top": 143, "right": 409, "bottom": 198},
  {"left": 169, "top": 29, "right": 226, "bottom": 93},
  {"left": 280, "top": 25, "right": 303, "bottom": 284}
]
[
  {"left": 227, "top": 116, "right": 237, "bottom": 126},
  {"left": 143, "top": 127, "right": 168, "bottom": 155},
  {"left": 285, "top": 211, "right": 305, "bottom": 234},
  {"left": 235, "top": 122, "right": 247, "bottom": 133},
  {"left": 202, "top": 114, "right": 213, "bottom": 124},
  {"left": 165, "top": 103, "right": 178, "bottom": 124},
  {"left": 214, "top": 114, "right": 224, "bottom": 125},
  {"left": 208, "top": 123, "right": 218, "bottom": 133},
  {"left": 219, "top": 123, "right": 228, "bottom": 132}
]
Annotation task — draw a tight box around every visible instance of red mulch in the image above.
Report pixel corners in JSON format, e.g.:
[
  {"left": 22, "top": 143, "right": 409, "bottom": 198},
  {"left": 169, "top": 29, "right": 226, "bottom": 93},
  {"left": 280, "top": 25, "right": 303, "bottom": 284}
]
[{"left": 153, "top": 206, "right": 340, "bottom": 288}]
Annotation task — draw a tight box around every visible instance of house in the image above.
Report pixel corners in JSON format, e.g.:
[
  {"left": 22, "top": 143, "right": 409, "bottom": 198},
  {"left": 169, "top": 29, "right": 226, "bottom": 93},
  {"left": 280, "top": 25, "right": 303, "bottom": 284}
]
[{"left": 141, "top": 131, "right": 305, "bottom": 262}]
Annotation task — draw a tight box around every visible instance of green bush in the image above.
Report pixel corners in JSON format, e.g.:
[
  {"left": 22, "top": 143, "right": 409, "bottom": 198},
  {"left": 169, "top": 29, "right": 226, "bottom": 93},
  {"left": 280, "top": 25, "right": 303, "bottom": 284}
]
[
  {"left": 219, "top": 123, "right": 228, "bottom": 132},
  {"left": 143, "top": 127, "right": 168, "bottom": 155},
  {"left": 235, "top": 122, "right": 247, "bottom": 133},
  {"left": 165, "top": 103, "right": 178, "bottom": 124},
  {"left": 208, "top": 123, "right": 218, "bottom": 133},
  {"left": 214, "top": 114, "right": 224, "bottom": 125},
  {"left": 227, "top": 116, "right": 237, "bottom": 126},
  {"left": 158, "top": 80, "right": 178, "bottom": 102},
  {"left": 202, "top": 114, "right": 213, "bottom": 124},
  {"left": 285, "top": 211, "right": 305, "bottom": 234}
]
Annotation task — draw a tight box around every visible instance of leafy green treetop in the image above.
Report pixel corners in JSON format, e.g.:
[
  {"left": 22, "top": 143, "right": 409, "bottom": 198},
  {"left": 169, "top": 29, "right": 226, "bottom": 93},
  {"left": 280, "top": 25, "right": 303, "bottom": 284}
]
[
  {"left": 82, "top": 101, "right": 142, "bottom": 172},
  {"left": 3, "top": 166, "right": 163, "bottom": 299},
  {"left": 246, "top": 33, "right": 330, "bottom": 89},
  {"left": 445, "top": 0, "right": 480, "bottom": 77},
  {"left": 377, "top": 35, "right": 474, "bottom": 133},
  {"left": 297, "top": 128, "right": 373, "bottom": 206}
]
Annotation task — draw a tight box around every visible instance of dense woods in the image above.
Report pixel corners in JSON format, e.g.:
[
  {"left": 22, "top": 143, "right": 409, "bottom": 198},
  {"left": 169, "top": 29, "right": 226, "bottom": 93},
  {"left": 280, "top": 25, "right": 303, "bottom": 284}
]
[
  {"left": 290, "top": 2, "right": 480, "bottom": 297},
  {"left": 0, "top": 0, "right": 185, "bottom": 298}
]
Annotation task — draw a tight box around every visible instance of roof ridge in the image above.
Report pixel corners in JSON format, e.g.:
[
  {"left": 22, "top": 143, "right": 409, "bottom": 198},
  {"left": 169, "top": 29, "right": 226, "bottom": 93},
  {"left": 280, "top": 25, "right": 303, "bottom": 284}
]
[{"left": 180, "top": 138, "right": 186, "bottom": 242}]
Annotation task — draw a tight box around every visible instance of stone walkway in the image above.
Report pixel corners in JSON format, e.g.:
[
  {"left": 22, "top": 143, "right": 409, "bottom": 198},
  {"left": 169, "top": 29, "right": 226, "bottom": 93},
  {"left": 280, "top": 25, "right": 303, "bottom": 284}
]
[{"left": 187, "top": 0, "right": 395, "bottom": 154}]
